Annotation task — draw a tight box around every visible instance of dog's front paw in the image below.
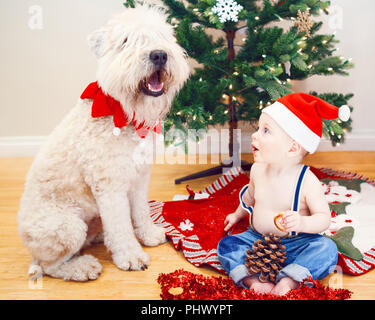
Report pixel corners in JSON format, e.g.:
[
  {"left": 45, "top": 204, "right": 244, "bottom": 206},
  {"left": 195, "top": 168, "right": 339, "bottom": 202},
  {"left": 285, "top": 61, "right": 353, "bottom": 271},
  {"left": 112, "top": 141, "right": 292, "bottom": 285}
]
[
  {"left": 135, "top": 224, "right": 167, "bottom": 247},
  {"left": 112, "top": 248, "right": 150, "bottom": 271}
]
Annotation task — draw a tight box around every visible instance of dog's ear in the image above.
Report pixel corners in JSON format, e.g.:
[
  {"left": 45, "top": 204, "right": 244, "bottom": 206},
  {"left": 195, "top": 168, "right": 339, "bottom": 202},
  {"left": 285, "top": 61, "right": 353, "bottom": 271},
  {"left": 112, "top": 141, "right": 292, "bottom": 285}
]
[{"left": 87, "top": 27, "right": 108, "bottom": 58}]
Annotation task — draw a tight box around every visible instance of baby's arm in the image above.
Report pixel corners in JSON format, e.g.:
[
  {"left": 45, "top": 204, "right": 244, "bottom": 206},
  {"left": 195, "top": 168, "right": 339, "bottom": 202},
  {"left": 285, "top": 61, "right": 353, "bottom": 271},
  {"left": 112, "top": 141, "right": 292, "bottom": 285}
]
[
  {"left": 283, "top": 171, "right": 330, "bottom": 234},
  {"left": 224, "top": 166, "right": 256, "bottom": 232}
]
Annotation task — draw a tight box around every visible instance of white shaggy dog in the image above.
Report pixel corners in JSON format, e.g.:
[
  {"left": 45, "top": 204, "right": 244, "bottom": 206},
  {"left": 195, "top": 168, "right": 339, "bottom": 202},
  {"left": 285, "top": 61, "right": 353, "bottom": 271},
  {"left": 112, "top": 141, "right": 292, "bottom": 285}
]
[{"left": 18, "top": 4, "right": 190, "bottom": 281}]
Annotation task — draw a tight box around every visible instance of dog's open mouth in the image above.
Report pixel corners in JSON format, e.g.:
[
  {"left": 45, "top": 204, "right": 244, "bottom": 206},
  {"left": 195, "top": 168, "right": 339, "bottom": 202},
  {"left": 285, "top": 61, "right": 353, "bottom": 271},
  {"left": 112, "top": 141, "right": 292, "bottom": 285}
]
[{"left": 140, "top": 70, "right": 164, "bottom": 97}]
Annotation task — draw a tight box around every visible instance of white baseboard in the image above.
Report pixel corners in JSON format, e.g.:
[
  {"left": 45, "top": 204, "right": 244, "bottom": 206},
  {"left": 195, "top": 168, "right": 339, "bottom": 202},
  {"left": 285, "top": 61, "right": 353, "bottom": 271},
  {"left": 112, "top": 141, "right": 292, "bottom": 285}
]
[
  {"left": 316, "top": 130, "right": 375, "bottom": 152},
  {"left": 1, "top": 130, "right": 374, "bottom": 157},
  {"left": 0, "top": 136, "right": 47, "bottom": 157}
]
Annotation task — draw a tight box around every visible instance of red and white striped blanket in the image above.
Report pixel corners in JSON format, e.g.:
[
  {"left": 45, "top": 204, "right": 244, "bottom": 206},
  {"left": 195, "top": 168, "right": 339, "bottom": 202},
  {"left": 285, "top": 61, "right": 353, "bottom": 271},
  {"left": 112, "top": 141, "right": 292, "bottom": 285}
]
[{"left": 149, "top": 166, "right": 375, "bottom": 276}]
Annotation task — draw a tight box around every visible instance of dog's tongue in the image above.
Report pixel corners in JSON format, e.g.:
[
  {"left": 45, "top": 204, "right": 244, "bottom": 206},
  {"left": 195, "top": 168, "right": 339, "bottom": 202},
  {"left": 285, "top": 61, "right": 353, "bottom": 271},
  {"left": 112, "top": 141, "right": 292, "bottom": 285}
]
[{"left": 148, "top": 72, "right": 163, "bottom": 92}]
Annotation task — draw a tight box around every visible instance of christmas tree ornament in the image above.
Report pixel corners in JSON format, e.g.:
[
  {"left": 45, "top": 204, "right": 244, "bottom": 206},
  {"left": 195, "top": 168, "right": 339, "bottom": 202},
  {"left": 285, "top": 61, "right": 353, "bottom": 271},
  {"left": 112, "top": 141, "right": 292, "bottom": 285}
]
[
  {"left": 211, "top": 0, "right": 243, "bottom": 23},
  {"left": 255, "top": 0, "right": 281, "bottom": 10},
  {"left": 283, "top": 61, "right": 291, "bottom": 76},
  {"left": 245, "top": 234, "right": 287, "bottom": 283},
  {"left": 294, "top": 8, "right": 314, "bottom": 37}
]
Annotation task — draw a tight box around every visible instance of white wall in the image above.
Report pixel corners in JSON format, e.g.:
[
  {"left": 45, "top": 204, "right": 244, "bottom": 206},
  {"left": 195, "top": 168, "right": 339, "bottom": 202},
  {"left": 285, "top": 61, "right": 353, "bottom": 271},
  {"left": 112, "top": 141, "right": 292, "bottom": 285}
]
[
  {"left": 0, "top": 0, "right": 374, "bottom": 156},
  {"left": 293, "top": 0, "right": 375, "bottom": 151},
  {"left": 0, "top": 0, "right": 123, "bottom": 137}
]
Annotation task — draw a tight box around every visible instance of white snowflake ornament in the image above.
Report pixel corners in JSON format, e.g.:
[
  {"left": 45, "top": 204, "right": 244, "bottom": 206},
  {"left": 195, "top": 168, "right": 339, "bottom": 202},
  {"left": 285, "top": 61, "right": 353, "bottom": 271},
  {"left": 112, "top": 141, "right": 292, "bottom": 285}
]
[
  {"left": 211, "top": 0, "right": 243, "bottom": 23},
  {"left": 179, "top": 219, "right": 194, "bottom": 232}
]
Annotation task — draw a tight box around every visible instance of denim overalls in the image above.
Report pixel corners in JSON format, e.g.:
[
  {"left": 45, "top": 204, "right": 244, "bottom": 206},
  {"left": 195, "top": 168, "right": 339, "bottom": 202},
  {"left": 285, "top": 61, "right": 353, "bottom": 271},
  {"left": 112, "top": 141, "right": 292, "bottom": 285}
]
[{"left": 217, "top": 165, "right": 338, "bottom": 287}]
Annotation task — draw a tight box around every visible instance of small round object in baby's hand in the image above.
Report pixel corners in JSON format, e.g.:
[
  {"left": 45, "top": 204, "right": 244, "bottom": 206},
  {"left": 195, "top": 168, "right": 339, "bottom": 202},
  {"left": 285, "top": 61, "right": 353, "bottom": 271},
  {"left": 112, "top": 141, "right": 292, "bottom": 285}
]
[{"left": 274, "top": 212, "right": 285, "bottom": 232}]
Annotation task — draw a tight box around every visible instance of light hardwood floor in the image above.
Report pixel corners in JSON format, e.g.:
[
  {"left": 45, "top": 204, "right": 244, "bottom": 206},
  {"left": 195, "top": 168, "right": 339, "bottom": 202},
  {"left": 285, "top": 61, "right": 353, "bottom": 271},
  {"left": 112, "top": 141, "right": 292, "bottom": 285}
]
[{"left": 0, "top": 152, "right": 374, "bottom": 300}]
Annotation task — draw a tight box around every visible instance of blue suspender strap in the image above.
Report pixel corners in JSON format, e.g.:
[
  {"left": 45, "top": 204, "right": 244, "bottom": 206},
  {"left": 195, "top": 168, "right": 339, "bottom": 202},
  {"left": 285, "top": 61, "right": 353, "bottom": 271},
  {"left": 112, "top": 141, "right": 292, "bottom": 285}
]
[
  {"left": 239, "top": 185, "right": 253, "bottom": 214},
  {"left": 290, "top": 165, "right": 309, "bottom": 236},
  {"left": 292, "top": 165, "right": 309, "bottom": 212}
]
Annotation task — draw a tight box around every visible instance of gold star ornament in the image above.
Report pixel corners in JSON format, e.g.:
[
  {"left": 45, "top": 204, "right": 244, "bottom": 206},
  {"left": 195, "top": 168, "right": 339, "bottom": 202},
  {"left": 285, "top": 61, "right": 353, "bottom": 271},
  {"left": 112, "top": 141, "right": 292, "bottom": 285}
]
[{"left": 295, "top": 8, "right": 314, "bottom": 37}]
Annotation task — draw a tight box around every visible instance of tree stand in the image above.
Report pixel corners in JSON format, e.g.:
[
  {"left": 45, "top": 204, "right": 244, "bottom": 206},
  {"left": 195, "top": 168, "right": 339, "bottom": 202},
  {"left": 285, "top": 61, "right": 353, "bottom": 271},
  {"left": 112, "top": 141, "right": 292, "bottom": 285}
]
[
  {"left": 174, "top": 128, "right": 252, "bottom": 184},
  {"left": 175, "top": 29, "right": 252, "bottom": 184}
]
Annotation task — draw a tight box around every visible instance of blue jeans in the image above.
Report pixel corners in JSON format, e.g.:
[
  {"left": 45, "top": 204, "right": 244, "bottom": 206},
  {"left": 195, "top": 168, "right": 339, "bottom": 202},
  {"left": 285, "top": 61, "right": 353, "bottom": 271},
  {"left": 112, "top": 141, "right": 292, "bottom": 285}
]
[{"left": 217, "top": 227, "right": 338, "bottom": 287}]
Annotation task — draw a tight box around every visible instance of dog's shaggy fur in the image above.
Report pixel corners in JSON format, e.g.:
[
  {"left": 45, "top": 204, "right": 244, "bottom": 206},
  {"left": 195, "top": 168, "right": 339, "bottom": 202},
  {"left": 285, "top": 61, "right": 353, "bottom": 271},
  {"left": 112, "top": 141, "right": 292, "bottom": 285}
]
[{"left": 18, "top": 4, "right": 190, "bottom": 281}]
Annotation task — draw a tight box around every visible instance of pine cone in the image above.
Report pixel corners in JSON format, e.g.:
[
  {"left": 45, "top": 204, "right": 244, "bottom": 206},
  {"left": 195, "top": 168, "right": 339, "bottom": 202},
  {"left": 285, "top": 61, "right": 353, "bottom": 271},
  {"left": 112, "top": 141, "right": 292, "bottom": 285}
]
[{"left": 244, "top": 233, "right": 286, "bottom": 283}]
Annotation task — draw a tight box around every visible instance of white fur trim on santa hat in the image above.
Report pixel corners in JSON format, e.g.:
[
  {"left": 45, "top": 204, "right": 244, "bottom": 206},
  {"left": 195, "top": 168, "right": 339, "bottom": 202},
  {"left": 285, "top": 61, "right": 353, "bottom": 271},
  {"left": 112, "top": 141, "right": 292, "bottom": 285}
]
[
  {"left": 262, "top": 101, "right": 321, "bottom": 154},
  {"left": 339, "top": 105, "right": 350, "bottom": 122}
]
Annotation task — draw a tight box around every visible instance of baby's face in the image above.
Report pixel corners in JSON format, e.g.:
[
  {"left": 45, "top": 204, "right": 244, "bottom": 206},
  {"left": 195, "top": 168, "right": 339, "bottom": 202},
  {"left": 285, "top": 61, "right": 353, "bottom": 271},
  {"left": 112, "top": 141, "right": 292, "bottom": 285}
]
[{"left": 251, "top": 113, "right": 294, "bottom": 164}]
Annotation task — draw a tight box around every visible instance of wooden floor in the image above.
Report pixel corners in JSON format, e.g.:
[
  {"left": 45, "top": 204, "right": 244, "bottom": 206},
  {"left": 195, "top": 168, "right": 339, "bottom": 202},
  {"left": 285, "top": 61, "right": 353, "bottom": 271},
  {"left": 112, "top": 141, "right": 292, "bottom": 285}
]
[{"left": 1, "top": 152, "right": 375, "bottom": 300}]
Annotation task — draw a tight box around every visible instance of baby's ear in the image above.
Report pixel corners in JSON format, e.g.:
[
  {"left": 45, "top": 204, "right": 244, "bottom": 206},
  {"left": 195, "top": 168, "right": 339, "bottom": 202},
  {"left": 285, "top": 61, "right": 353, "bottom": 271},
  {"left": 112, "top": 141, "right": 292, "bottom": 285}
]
[
  {"left": 288, "top": 140, "right": 302, "bottom": 157},
  {"left": 87, "top": 27, "right": 108, "bottom": 59}
]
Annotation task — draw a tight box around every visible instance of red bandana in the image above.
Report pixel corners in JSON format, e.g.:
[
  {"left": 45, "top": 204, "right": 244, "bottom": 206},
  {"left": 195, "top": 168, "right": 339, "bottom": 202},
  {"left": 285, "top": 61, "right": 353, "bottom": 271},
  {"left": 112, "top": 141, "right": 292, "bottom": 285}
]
[{"left": 80, "top": 81, "right": 162, "bottom": 138}]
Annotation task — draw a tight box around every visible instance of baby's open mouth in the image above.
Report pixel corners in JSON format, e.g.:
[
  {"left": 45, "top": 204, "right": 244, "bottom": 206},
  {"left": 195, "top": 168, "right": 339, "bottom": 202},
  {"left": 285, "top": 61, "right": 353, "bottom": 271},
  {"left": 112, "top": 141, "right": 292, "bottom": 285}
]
[
  {"left": 251, "top": 144, "right": 259, "bottom": 152},
  {"left": 140, "top": 69, "right": 164, "bottom": 97}
]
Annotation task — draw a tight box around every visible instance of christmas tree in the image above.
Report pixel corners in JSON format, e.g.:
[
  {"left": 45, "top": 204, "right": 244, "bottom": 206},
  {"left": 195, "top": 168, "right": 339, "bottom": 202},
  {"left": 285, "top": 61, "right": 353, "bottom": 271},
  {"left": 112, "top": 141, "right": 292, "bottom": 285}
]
[{"left": 124, "top": 0, "right": 353, "bottom": 161}]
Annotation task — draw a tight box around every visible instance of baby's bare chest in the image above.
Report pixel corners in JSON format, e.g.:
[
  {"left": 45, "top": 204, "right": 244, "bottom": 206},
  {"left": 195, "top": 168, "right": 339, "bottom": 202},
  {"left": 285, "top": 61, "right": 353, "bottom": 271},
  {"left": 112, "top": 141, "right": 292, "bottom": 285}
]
[{"left": 254, "top": 179, "right": 300, "bottom": 211}]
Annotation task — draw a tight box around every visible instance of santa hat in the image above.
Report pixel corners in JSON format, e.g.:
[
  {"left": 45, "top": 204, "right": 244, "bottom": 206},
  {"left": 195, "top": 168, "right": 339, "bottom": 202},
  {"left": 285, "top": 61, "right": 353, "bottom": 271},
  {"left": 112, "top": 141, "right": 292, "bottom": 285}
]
[{"left": 262, "top": 92, "right": 350, "bottom": 154}]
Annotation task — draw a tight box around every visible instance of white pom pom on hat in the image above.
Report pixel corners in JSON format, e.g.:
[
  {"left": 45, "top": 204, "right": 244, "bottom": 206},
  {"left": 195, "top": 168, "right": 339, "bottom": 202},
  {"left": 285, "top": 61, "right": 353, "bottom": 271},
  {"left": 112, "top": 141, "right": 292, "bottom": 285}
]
[
  {"left": 262, "top": 92, "right": 350, "bottom": 154},
  {"left": 338, "top": 105, "right": 350, "bottom": 122}
]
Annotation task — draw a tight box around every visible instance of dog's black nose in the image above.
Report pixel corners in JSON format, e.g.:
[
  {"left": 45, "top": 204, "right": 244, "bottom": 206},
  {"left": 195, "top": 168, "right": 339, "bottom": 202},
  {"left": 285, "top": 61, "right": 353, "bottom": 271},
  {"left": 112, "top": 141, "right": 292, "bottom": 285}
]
[{"left": 150, "top": 50, "right": 167, "bottom": 66}]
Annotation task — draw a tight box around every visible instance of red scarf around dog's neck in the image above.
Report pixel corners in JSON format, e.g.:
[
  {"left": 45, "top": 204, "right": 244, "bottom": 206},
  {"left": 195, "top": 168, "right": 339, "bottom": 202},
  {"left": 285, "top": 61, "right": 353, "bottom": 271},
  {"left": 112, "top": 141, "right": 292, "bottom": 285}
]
[{"left": 80, "top": 81, "right": 161, "bottom": 138}]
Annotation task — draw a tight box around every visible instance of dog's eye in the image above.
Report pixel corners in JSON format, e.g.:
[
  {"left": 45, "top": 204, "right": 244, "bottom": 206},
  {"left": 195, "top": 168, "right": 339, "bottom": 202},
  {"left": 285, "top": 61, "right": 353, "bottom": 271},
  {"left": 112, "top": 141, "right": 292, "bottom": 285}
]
[{"left": 121, "top": 38, "right": 128, "bottom": 48}]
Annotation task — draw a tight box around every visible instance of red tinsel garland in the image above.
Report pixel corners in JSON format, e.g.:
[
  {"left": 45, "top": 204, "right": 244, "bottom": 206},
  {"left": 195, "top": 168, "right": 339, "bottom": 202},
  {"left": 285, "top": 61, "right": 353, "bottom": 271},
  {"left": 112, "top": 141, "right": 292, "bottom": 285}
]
[{"left": 157, "top": 269, "right": 352, "bottom": 300}]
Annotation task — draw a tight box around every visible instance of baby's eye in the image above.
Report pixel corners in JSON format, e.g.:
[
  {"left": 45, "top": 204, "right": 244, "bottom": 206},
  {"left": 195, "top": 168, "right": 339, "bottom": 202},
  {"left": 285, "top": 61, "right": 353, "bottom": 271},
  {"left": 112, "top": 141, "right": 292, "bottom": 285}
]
[{"left": 264, "top": 127, "right": 269, "bottom": 134}]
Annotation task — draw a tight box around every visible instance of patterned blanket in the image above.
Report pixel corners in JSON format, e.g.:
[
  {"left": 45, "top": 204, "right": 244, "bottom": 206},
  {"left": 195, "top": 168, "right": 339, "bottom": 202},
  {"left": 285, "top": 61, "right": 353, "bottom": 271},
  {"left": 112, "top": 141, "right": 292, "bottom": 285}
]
[{"left": 149, "top": 166, "right": 375, "bottom": 276}]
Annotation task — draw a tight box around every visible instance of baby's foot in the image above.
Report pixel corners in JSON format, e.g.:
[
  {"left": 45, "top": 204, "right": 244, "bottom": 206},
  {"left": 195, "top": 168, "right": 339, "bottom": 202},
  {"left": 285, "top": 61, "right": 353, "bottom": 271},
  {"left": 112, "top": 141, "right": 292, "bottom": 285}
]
[
  {"left": 243, "top": 276, "right": 275, "bottom": 294},
  {"left": 271, "top": 277, "right": 299, "bottom": 296}
]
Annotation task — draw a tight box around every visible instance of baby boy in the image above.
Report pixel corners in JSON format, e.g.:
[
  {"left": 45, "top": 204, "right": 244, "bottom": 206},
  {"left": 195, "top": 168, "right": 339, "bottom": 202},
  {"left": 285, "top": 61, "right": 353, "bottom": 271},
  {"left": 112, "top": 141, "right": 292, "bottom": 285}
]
[{"left": 217, "top": 92, "right": 350, "bottom": 296}]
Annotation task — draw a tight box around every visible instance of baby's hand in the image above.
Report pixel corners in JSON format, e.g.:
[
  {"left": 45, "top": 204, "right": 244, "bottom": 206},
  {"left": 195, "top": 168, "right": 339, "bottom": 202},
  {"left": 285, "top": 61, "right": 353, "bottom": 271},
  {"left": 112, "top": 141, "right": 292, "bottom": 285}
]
[
  {"left": 224, "top": 213, "right": 240, "bottom": 232},
  {"left": 281, "top": 210, "right": 303, "bottom": 233}
]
